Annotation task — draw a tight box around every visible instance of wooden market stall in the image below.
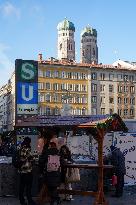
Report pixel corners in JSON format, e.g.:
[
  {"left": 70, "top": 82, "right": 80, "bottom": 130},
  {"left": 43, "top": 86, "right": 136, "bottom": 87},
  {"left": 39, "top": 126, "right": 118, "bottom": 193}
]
[
  {"left": 15, "top": 113, "right": 128, "bottom": 205},
  {"left": 78, "top": 113, "right": 128, "bottom": 204}
]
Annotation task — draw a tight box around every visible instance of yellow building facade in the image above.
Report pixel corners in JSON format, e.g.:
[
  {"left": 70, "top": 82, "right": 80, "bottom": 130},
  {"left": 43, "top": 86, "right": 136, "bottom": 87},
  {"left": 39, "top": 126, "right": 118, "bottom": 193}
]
[{"left": 38, "top": 61, "right": 89, "bottom": 116}]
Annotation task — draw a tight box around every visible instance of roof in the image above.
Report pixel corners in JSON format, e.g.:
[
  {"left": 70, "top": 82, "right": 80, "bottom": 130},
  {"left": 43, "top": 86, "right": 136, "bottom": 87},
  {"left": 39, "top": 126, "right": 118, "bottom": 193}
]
[
  {"left": 57, "top": 18, "right": 75, "bottom": 32},
  {"left": 81, "top": 26, "right": 97, "bottom": 37},
  {"left": 15, "top": 115, "right": 109, "bottom": 127}
]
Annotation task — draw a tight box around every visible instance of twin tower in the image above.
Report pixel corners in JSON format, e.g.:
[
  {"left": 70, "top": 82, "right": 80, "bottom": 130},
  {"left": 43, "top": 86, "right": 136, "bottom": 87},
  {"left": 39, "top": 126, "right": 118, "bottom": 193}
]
[{"left": 57, "top": 18, "right": 98, "bottom": 64}]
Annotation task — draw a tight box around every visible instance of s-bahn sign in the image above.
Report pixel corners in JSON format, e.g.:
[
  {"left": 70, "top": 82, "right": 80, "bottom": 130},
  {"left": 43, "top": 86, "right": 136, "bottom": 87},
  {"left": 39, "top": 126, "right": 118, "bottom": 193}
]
[{"left": 15, "top": 59, "right": 38, "bottom": 123}]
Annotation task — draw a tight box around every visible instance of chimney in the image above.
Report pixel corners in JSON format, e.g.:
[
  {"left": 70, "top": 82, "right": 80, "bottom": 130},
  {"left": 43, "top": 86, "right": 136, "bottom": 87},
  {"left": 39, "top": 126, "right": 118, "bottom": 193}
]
[{"left": 38, "top": 53, "right": 43, "bottom": 62}]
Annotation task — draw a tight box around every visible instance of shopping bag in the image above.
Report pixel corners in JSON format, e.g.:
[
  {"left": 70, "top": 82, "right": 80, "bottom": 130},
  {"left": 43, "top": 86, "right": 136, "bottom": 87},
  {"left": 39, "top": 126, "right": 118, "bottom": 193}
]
[{"left": 65, "top": 167, "right": 80, "bottom": 183}]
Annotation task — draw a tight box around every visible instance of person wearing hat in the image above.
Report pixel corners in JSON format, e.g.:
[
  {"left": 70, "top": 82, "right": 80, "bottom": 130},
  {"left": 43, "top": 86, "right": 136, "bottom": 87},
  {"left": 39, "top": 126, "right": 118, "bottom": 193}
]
[{"left": 109, "top": 145, "right": 126, "bottom": 197}]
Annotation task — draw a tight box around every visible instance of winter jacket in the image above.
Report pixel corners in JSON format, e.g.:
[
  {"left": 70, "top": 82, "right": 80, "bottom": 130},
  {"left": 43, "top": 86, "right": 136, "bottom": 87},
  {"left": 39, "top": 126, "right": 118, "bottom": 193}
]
[
  {"left": 39, "top": 147, "right": 61, "bottom": 187},
  {"left": 110, "top": 148, "right": 126, "bottom": 175},
  {"left": 19, "top": 145, "right": 33, "bottom": 174}
]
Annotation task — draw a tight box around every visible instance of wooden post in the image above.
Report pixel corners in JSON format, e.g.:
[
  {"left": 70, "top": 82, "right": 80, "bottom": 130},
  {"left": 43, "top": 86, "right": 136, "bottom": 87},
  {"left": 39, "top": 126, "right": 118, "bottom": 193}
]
[{"left": 94, "top": 130, "right": 108, "bottom": 205}]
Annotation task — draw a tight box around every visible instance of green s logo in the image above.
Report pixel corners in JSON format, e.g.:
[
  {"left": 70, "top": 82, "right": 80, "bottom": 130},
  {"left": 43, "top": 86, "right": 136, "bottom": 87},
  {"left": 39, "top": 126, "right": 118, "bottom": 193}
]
[{"left": 21, "top": 62, "right": 36, "bottom": 80}]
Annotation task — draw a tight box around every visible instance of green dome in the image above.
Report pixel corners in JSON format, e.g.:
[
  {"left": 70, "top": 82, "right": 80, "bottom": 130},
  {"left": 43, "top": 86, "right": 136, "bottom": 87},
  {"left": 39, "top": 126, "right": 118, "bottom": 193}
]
[
  {"left": 57, "top": 18, "right": 75, "bottom": 32},
  {"left": 81, "top": 26, "right": 97, "bottom": 37}
]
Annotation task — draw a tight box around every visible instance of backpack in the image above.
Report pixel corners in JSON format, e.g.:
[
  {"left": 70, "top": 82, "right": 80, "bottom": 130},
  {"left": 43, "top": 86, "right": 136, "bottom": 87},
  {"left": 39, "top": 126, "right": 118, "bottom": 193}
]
[
  {"left": 47, "top": 155, "right": 60, "bottom": 172},
  {"left": 12, "top": 149, "right": 22, "bottom": 169}
]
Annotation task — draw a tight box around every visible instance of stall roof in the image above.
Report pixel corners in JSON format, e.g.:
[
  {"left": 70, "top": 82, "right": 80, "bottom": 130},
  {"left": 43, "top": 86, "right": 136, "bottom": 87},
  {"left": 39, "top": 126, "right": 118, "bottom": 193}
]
[{"left": 15, "top": 115, "right": 109, "bottom": 127}]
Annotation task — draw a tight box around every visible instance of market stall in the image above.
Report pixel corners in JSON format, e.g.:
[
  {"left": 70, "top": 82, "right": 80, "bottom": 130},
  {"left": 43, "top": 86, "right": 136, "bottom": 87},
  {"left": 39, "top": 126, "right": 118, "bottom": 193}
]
[{"left": 15, "top": 113, "right": 128, "bottom": 205}]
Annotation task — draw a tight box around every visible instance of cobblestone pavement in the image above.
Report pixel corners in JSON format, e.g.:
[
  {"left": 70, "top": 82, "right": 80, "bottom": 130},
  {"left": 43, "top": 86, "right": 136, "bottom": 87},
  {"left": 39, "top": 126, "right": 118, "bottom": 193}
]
[{"left": 0, "top": 191, "right": 136, "bottom": 205}]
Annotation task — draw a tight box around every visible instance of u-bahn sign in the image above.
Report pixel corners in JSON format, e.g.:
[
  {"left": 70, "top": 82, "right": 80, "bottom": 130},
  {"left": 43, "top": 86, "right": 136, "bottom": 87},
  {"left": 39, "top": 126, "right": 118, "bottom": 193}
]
[{"left": 15, "top": 59, "right": 38, "bottom": 123}]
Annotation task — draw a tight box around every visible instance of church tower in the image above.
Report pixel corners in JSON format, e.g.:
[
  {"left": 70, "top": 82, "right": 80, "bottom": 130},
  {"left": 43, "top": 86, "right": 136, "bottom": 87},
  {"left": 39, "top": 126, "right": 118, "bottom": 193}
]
[
  {"left": 57, "top": 18, "right": 75, "bottom": 61},
  {"left": 80, "top": 26, "right": 98, "bottom": 64}
]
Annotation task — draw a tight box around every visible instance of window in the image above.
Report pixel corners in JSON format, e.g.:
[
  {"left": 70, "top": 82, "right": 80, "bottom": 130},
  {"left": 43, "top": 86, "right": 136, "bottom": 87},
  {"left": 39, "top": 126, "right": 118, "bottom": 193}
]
[
  {"left": 92, "top": 108, "right": 97, "bottom": 115},
  {"left": 118, "top": 85, "right": 123, "bottom": 93},
  {"left": 67, "top": 72, "right": 72, "bottom": 79},
  {"left": 39, "top": 93, "right": 44, "bottom": 102},
  {"left": 74, "top": 72, "right": 79, "bottom": 79},
  {"left": 61, "top": 71, "right": 65, "bottom": 78},
  {"left": 117, "top": 74, "right": 122, "bottom": 81},
  {"left": 100, "top": 84, "right": 105, "bottom": 92},
  {"left": 61, "top": 83, "right": 66, "bottom": 90},
  {"left": 45, "top": 83, "right": 50, "bottom": 90},
  {"left": 109, "top": 97, "right": 114, "bottom": 104},
  {"left": 124, "top": 86, "right": 128, "bottom": 92},
  {"left": 91, "top": 96, "right": 97, "bottom": 103},
  {"left": 45, "top": 93, "right": 51, "bottom": 102},
  {"left": 101, "top": 108, "right": 105, "bottom": 115},
  {"left": 100, "top": 73, "right": 105, "bottom": 80},
  {"left": 118, "top": 109, "right": 122, "bottom": 116},
  {"left": 109, "top": 74, "right": 114, "bottom": 81},
  {"left": 130, "top": 86, "right": 135, "bottom": 93},
  {"left": 118, "top": 97, "right": 121, "bottom": 104},
  {"left": 39, "top": 70, "right": 43, "bottom": 77},
  {"left": 75, "top": 85, "right": 79, "bottom": 92},
  {"left": 91, "top": 72, "right": 97, "bottom": 80},
  {"left": 124, "top": 98, "right": 128, "bottom": 104},
  {"left": 101, "top": 96, "right": 105, "bottom": 104},
  {"left": 129, "top": 75, "right": 134, "bottom": 82},
  {"left": 81, "top": 73, "right": 86, "bottom": 79},
  {"left": 45, "top": 70, "right": 51, "bottom": 78},
  {"left": 54, "top": 71, "right": 59, "bottom": 78},
  {"left": 53, "top": 94, "right": 59, "bottom": 102},
  {"left": 93, "top": 48, "right": 95, "bottom": 55},
  {"left": 91, "top": 84, "right": 97, "bottom": 92},
  {"left": 130, "top": 98, "right": 135, "bottom": 105},
  {"left": 68, "top": 84, "right": 73, "bottom": 91},
  {"left": 82, "top": 85, "right": 87, "bottom": 92},
  {"left": 82, "top": 95, "right": 87, "bottom": 104},
  {"left": 124, "top": 109, "right": 128, "bottom": 116},
  {"left": 130, "top": 109, "right": 134, "bottom": 116},
  {"left": 109, "top": 85, "right": 114, "bottom": 92},
  {"left": 60, "top": 43, "right": 62, "bottom": 50},
  {"left": 46, "top": 107, "right": 51, "bottom": 115},
  {"left": 38, "top": 82, "right": 44, "bottom": 89},
  {"left": 53, "top": 83, "right": 59, "bottom": 91}
]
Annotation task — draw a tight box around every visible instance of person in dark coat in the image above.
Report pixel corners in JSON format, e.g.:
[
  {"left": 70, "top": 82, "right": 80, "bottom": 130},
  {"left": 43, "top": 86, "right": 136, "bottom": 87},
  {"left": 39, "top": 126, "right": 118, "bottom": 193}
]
[
  {"left": 39, "top": 140, "right": 61, "bottom": 205},
  {"left": 109, "top": 145, "right": 126, "bottom": 197}
]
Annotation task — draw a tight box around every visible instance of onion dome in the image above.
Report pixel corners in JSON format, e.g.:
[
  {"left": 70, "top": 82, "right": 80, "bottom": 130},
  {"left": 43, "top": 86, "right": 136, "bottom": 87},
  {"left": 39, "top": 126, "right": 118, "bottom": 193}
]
[
  {"left": 57, "top": 18, "right": 75, "bottom": 32},
  {"left": 81, "top": 26, "right": 97, "bottom": 37}
]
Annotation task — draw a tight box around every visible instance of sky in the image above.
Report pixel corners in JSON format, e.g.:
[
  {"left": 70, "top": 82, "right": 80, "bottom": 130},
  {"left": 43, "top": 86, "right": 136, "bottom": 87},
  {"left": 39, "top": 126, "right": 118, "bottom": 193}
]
[{"left": 0, "top": 0, "right": 136, "bottom": 87}]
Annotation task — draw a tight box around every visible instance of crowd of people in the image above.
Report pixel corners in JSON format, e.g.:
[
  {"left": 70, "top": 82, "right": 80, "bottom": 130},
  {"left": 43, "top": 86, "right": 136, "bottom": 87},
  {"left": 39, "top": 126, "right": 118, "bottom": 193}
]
[
  {"left": 11, "top": 134, "right": 126, "bottom": 205},
  {"left": 14, "top": 135, "right": 73, "bottom": 205}
]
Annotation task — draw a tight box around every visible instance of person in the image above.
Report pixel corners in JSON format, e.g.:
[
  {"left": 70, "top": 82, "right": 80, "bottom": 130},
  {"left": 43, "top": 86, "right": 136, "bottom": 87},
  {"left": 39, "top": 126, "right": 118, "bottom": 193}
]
[
  {"left": 39, "top": 138, "right": 61, "bottom": 205},
  {"left": 109, "top": 145, "right": 126, "bottom": 197},
  {"left": 59, "top": 145, "right": 73, "bottom": 201},
  {"left": 18, "top": 137, "right": 35, "bottom": 205}
]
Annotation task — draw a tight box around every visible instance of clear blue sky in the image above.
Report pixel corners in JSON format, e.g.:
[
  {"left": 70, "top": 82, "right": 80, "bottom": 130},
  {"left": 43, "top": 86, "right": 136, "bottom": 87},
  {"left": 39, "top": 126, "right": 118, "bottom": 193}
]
[{"left": 0, "top": 0, "right": 136, "bottom": 87}]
